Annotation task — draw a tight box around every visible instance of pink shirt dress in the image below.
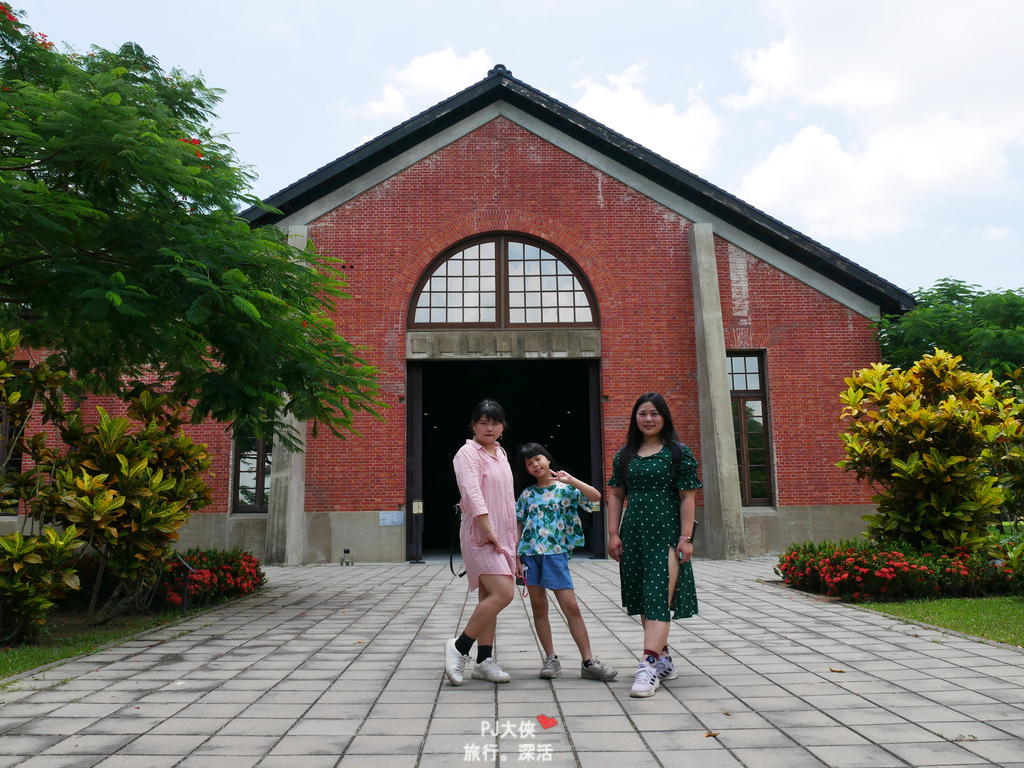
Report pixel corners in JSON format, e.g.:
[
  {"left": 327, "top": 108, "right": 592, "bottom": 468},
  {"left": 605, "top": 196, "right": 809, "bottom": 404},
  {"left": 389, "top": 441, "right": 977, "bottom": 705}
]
[{"left": 453, "top": 439, "right": 518, "bottom": 590}]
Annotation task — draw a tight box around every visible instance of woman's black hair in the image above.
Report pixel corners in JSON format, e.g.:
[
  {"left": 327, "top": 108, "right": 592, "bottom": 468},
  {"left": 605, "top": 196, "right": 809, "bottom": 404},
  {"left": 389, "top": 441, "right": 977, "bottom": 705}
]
[
  {"left": 618, "top": 392, "right": 681, "bottom": 480},
  {"left": 514, "top": 442, "right": 558, "bottom": 496},
  {"left": 469, "top": 398, "right": 507, "bottom": 428}
]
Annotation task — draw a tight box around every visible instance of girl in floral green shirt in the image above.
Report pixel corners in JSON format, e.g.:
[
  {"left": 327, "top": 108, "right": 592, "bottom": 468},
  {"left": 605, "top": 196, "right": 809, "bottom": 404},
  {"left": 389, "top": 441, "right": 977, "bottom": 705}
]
[{"left": 515, "top": 443, "right": 617, "bottom": 682}]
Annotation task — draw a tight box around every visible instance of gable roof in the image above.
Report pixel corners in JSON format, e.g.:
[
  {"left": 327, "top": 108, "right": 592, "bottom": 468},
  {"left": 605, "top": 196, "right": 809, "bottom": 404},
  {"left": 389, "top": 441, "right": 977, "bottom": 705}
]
[{"left": 242, "top": 65, "right": 914, "bottom": 315}]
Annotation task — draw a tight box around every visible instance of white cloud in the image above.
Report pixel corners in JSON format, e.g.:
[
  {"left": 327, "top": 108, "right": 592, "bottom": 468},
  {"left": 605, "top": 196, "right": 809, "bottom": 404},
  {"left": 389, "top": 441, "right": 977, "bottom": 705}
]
[
  {"left": 728, "top": 0, "right": 1024, "bottom": 118},
  {"left": 728, "top": 0, "right": 1024, "bottom": 242},
  {"left": 741, "top": 126, "right": 907, "bottom": 239},
  {"left": 982, "top": 227, "right": 1011, "bottom": 242},
  {"left": 572, "top": 63, "right": 722, "bottom": 174},
  {"left": 740, "top": 113, "right": 1013, "bottom": 240},
  {"left": 352, "top": 48, "right": 491, "bottom": 119}
]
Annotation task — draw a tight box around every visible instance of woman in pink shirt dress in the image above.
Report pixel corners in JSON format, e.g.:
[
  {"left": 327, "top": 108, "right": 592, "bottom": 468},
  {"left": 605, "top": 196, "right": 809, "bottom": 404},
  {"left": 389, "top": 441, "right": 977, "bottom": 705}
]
[{"left": 443, "top": 399, "right": 520, "bottom": 685}]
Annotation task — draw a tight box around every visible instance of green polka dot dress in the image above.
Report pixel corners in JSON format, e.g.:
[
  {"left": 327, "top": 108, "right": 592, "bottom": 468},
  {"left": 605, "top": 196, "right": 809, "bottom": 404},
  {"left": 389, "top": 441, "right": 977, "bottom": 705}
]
[{"left": 609, "top": 444, "right": 701, "bottom": 622}]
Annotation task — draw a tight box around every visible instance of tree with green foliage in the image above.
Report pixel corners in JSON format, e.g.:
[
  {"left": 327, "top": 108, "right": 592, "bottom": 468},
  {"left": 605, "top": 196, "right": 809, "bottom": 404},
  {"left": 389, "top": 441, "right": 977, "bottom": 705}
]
[
  {"left": 0, "top": 7, "right": 380, "bottom": 446},
  {"left": 1, "top": 329, "right": 214, "bottom": 625},
  {"left": 838, "top": 350, "right": 1024, "bottom": 552},
  {"left": 876, "top": 279, "right": 1024, "bottom": 375}
]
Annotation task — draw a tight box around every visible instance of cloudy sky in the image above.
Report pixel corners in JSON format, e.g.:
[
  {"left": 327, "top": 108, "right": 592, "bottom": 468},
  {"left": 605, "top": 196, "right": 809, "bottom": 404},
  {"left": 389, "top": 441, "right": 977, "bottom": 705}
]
[{"left": 17, "top": 0, "right": 1024, "bottom": 295}]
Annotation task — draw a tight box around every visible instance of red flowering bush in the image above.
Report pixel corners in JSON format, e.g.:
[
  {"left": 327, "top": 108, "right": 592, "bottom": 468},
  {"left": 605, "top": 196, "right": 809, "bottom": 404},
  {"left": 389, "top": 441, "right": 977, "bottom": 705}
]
[
  {"left": 775, "top": 541, "right": 831, "bottom": 593},
  {"left": 777, "top": 539, "right": 1017, "bottom": 603},
  {"left": 161, "top": 548, "right": 266, "bottom": 609}
]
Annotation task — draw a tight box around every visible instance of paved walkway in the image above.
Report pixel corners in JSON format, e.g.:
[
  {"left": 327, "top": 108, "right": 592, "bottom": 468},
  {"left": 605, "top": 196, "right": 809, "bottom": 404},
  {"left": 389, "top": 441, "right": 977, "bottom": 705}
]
[{"left": 1, "top": 559, "right": 1023, "bottom": 768}]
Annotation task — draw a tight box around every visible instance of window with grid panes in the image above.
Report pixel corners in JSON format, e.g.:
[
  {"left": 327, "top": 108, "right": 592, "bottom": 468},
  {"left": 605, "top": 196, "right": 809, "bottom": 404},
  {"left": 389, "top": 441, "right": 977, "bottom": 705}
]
[
  {"left": 409, "top": 235, "right": 597, "bottom": 328},
  {"left": 727, "top": 353, "right": 772, "bottom": 505},
  {"left": 233, "top": 434, "right": 273, "bottom": 513}
]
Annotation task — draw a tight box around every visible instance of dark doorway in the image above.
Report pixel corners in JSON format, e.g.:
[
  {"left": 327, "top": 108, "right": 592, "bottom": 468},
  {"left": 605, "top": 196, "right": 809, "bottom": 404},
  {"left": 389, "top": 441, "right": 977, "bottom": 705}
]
[{"left": 407, "top": 359, "right": 601, "bottom": 557}]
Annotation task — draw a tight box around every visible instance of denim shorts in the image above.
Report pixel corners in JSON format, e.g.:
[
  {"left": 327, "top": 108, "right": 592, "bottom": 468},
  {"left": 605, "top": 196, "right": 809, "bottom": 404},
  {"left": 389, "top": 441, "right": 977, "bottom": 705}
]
[{"left": 521, "top": 553, "right": 574, "bottom": 590}]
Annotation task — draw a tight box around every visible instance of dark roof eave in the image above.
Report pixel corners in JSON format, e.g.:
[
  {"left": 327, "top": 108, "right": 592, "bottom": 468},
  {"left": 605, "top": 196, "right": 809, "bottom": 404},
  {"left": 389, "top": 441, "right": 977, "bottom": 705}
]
[{"left": 243, "top": 72, "right": 915, "bottom": 315}]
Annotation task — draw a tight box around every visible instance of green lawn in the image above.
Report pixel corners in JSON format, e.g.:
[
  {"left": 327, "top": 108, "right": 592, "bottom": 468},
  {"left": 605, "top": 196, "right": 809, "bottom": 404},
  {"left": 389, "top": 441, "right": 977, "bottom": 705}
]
[
  {"left": 861, "top": 596, "right": 1024, "bottom": 647},
  {"left": 1, "top": 613, "right": 176, "bottom": 681}
]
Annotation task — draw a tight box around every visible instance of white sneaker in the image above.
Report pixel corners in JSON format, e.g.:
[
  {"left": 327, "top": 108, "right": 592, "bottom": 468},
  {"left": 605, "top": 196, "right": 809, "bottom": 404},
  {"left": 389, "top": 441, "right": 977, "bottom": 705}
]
[
  {"left": 444, "top": 638, "right": 471, "bottom": 686},
  {"left": 630, "top": 663, "right": 660, "bottom": 698},
  {"left": 581, "top": 656, "right": 617, "bottom": 681},
  {"left": 655, "top": 653, "right": 677, "bottom": 680},
  {"left": 539, "top": 655, "right": 562, "bottom": 679},
  {"left": 471, "top": 656, "right": 511, "bottom": 683}
]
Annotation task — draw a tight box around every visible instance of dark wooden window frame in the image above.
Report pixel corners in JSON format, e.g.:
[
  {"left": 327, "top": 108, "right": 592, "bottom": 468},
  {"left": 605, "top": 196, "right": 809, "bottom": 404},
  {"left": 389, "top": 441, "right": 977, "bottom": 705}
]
[
  {"left": 408, "top": 233, "right": 599, "bottom": 330},
  {"left": 728, "top": 352, "right": 773, "bottom": 506},
  {"left": 232, "top": 434, "right": 272, "bottom": 514}
]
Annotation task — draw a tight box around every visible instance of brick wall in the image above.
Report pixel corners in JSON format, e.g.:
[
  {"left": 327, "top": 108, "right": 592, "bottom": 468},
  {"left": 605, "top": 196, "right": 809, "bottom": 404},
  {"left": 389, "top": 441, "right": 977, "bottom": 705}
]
[
  {"left": 719, "top": 243, "right": 876, "bottom": 505},
  {"left": 295, "top": 116, "right": 876, "bottom": 515}
]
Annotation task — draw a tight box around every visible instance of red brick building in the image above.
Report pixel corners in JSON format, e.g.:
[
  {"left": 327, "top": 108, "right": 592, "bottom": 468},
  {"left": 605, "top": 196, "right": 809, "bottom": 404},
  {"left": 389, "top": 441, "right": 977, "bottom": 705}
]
[{"left": 180, "top": 65, "right": 912, "bottom": 563}]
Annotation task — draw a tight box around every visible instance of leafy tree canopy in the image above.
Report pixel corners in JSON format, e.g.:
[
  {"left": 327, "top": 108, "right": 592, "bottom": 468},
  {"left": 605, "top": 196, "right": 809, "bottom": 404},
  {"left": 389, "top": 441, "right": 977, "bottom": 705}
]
[
  {"left": 0, "top": 7, "right": 381, "bottom": 447},
  {"left": 877, "top": 279, "right": 1024, "bottom": 375}
]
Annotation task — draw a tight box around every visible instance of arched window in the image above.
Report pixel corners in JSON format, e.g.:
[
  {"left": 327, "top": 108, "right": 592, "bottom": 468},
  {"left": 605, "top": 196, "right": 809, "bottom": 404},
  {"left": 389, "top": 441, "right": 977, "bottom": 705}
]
[{"left": 409, "top": 235, "right": 598, "bottom": 328}]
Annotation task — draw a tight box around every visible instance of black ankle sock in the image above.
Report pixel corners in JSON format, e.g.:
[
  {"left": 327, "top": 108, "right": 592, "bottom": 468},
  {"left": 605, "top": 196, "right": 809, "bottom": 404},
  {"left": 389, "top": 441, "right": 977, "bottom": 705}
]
[
  {"left": 455, "top": 632, "right": 474, "bottom": 656},
  {"left": 583, "top": 657, "right": 593, "bottom": 667},
  {"left": 477, "top": 645, "right": 493, "bottom": 663}
]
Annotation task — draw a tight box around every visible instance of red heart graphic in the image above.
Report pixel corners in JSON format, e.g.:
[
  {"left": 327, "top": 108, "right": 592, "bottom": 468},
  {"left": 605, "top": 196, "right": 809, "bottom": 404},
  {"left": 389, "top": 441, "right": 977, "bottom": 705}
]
[{"left": 537, "top": 714, "right": 558, "bottom": 729}]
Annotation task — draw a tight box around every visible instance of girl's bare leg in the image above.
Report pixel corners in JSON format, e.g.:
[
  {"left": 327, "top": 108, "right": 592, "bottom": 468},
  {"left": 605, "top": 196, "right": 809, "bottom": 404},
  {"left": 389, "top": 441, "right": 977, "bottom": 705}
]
[
  {"left": 527, "top": 585, "right": 554, "bottom": 657},
  {"left": 553, "top": 589, "right": 592, "bottom": 660}
]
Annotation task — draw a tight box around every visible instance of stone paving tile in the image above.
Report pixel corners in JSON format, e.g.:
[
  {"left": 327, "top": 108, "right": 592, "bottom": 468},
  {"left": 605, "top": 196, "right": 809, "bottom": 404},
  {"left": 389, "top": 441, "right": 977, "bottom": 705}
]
[
  {"left": 418, "top": 754, "right": 488, "bottom": 768},
  {"left": 884, "top": 740, "right": 991, "bottom": 765},
  {"left": 259, "top": 757, "right": 339, "bottom": 768},
  {"left": 76, "top": 718, "right": 163, "bottom": 736},
  {"left": 42, "top": 734, "right": 137, "bottom": 754},
  {"left": 8, "top": 718, "right": 97, "bottom": 736},
  {"left": 806, "top": 744, "right": 911, "bottom": 767},
  {"left": 116, "top": 733, "right": 208, "bottom": 755},
  {"left": 785, "top": 726, "right": 871, "bottom": 747},
  {"left": 1, "top": 560, "right": 1022, "bottom": 766},
  {"left": 10, "top": 756, "right": 105, "bottom": 768},
  {"left": 267, "top": 735, "right": 357, "bottom": 756},
  {"left": 960, "top": 738, "right": 1024, "bottom": 764},
  {"left": 655, "top": 749, "right": 747, "bottom": 767},
  {"left": 730, "top": 746, "right": 831, "bottom": 767},
  {"left": 178, "top": 756, "right": 262, "bottom": 768},
  {"left": 992, "top": 719, "right": 1024, "bottom": 739},
  {"left": 189, "top": 735, "right": 280, "bottom": 755},
  {"left": 576, "top": 751, "right": 655, "bottom": 768},
  {"left": 0, "top": 734, "right": 63, "bottom": 754},
  {"left": 146, "top": 717, "right": 231, "bottom": 736}
]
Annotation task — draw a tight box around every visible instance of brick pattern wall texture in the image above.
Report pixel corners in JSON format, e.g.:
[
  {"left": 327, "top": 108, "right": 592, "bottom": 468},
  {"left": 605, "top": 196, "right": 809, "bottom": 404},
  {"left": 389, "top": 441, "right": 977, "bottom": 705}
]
[{"left": 5, "top": 361, "right": 233, "bottom": 518}]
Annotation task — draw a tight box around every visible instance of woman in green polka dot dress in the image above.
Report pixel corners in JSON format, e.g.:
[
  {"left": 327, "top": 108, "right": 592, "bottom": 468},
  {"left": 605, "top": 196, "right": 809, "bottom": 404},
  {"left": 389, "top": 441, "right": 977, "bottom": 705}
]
[{"left": 607, "top": 392, "right": 701, "bottom": 698}]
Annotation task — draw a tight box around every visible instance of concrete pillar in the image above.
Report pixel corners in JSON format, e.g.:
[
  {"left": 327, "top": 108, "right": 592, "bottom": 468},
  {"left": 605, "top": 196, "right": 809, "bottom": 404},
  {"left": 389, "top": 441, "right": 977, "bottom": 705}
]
[
  {"left": 263, "top": 226, "right": 310, "bottom": 565},
  {"left": 265, "top": 412, "right": 308, "bottom": 565},
  {"left": 689, "top": 222, "right": 746, "bottom": 560}
]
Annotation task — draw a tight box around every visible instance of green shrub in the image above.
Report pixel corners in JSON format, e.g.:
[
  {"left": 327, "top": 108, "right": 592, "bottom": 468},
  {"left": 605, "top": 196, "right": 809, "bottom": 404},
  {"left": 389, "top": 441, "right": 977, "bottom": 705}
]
[
  {"left": 0, "top": 527, "right": 83, "bottom": 643},
  {"left": 838, "top": 349, "right": 1024, "bottom": 553}
]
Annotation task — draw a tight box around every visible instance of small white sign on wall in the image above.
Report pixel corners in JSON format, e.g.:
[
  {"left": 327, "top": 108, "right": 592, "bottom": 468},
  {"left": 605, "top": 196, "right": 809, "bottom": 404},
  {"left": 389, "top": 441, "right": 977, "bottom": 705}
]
[{"left": 379, "top": 510, "right": 404, "bottom": 527}]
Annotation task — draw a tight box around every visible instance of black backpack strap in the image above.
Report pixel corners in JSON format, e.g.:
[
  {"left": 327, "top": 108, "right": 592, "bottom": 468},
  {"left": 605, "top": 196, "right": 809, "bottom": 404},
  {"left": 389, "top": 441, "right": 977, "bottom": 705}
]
[{"left": 450, "top": 503, "right": 466, "bottom": 578}]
